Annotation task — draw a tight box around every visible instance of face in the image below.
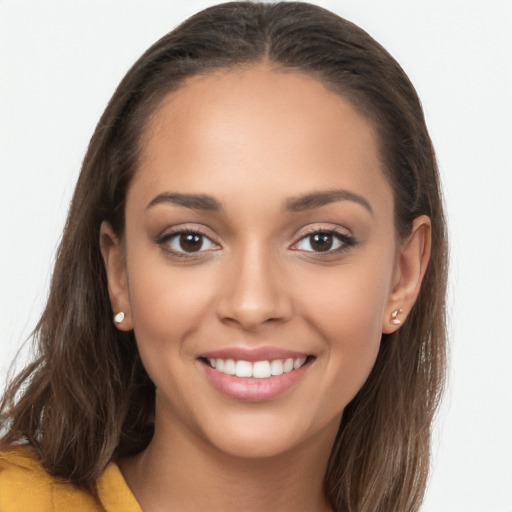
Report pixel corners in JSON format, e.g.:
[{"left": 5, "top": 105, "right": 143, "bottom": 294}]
[{"left": 103, "top": 65, "right": 409, "bottom": 460}]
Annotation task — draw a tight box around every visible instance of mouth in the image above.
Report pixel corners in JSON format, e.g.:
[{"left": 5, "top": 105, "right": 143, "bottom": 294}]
[
  {"left": 200, "top": 355, "right": 312, "bottom": 379},
  {"left": 197, "top": 351, "right": 315, "bottom": 402}
]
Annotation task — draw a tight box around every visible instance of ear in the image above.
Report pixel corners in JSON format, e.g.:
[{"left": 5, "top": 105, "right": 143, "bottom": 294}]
[
  {"left": 99, "top": 221, "right": 133, "bottom": 331},
  {"left": 382, "top": 215, "right": 431, "bottom": 334}
]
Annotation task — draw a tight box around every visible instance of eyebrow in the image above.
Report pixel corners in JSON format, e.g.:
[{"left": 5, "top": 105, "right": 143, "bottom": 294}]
[
  {"left": 285, "top": 189, "right": 373, "bottom": 215},
  {"left": 146, "top": 192, "right": 222, "bottom": 211},
  {"left": 145, "top": 188, "right": 373, "bottom": 215}
]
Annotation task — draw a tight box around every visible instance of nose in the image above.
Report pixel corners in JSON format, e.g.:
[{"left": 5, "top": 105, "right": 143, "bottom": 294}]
[{"left": 215, "top": 243, "right": 293, "bottom": 331}]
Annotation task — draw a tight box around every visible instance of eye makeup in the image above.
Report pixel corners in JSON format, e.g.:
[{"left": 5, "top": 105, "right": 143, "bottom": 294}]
[{"left": 154, "top": 223, "right": 358, "bottom": 263}]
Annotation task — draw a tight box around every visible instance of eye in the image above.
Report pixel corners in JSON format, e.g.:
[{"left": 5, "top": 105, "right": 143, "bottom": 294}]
[
  {"left": 159, "top": 230, "right": 220, "bottom": 255},
  {"left": 292, "top": 230, "right": 355, "bottom": 253}
]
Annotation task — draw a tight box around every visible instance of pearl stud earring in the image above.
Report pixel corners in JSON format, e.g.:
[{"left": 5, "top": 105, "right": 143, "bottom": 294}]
[
  {"left": 113, "top": 312, "right": 125, "bottom": 324},
  {"left": 391, "top": 308, "right": 403, "bottom": 325}
]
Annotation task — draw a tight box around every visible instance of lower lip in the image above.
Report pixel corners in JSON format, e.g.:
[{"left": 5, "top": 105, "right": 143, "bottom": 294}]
[{"left": 200, "top": 359, "right": 311, "bottom": 402}]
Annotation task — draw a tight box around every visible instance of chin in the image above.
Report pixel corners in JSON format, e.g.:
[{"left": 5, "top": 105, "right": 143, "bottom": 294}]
[{"left": 191, "top": 407, "right": 342, "bottom": 462}]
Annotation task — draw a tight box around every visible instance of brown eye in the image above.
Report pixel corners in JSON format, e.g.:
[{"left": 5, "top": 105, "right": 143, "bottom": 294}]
[
  {"left": 163, "top": 230, "right": 220, "bottom": 255},
  {"left": 179, "top": 233, "right": 203, "bottom": 252},
  {"left": 310, "top": 233, "right": 334, "bottom": 252},
  {"left": 293, "top": 230, "right": 355, "bottom": 254}
]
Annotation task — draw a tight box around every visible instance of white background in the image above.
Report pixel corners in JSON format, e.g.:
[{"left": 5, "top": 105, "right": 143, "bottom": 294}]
[{"left": 1, "top": 1, "right": 511, "bottom": 511}]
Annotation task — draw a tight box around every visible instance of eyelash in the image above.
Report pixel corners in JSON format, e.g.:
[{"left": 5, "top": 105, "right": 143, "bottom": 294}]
[
  {"left": 156, "top": 228, "right": 220, "bottom": 259},
  {"left": 290, "top": 228, "right": 356, "bottom": 256},
  {"left": 156, "top": 227, "right": 356, "bottom": 259}
]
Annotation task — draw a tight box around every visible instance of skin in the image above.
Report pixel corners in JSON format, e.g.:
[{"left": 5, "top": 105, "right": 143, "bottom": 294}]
[{"left": 100, "top": 64, "right": 431, "bottom": 512}]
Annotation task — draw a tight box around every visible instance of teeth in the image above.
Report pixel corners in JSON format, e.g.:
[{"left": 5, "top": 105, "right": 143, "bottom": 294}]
[
  {"left": 224, "top": 359, "right": 235, "bottom": 375},
  {"left": 253, "top": 361, "right": 271, "bottom": 379},
  {"left": 207, "top": 356, "right": 308, "bottom": 379},
  {"left": 270, "top": 359, "right": 284, "bottom": 376},
  {"left": 235, "top": 360, "right": 252, "bottom": 377},
  {"left": 294, "top": 357, "right": 306, "bottom": 369}
]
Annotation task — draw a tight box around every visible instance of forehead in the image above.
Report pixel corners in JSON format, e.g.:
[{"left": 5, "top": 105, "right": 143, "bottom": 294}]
[{"left": 131, "top": 64, "right": 392, "bottom": 216}]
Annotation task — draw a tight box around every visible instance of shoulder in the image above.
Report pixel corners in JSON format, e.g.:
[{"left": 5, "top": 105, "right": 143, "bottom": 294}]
[{"left": 0, "top": 445, "right": 102, "bottom": 512}]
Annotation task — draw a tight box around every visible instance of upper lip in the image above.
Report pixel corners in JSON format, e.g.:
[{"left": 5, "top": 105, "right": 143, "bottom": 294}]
[{"left": 198, "top": 346, "right": 311, "bottom": 362}]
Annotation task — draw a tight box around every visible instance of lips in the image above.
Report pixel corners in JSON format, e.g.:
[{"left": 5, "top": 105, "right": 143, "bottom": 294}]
[{"left": 197, "top": 348, "right": 313, "bottom": 402}]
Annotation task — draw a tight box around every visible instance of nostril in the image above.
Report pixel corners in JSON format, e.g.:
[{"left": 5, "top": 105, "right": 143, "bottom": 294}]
[{"left": 214, "top": 256, "right": 294, "bottom": 329}]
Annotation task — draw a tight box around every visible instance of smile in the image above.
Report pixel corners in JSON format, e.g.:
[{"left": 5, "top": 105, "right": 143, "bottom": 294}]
[
  {"left": 198, "top": 351, "right": 314, "bottom": 402},
  {"left": 204, "top": 357, "right": 308, "bottom": 379}
]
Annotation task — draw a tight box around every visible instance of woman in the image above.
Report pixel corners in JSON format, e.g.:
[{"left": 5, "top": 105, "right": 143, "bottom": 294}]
[{"left": 0, "top": 2, "right": 447, "bottom": 511}]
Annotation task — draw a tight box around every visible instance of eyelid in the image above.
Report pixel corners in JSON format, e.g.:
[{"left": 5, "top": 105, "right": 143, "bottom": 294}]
[
  {"left": 155, "top": 223, "right": 355, "bottom": 258},
  {"left": 156, "top": 225, "right": 221, "bottom": 257},
  {"left": 289, "top": 225, "right": 356, "bottom": 254}
]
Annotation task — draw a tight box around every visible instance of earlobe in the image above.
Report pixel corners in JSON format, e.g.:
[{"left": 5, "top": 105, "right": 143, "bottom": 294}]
[
  {"left": 99, "top": 221, "right": 133, "bottom": 331},
  {"left": 382, "top": 215, "right": 431, "bottom": 334}
]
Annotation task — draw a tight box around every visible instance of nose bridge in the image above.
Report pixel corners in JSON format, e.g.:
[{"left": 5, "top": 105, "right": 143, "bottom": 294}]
[{"left": 216, "top": 238, "right": 292, "bottom": 329}]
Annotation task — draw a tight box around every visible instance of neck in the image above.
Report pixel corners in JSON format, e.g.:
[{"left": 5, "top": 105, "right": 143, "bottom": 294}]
[{"left": 119, "top": 413, "right": 336, "bottom": 512}]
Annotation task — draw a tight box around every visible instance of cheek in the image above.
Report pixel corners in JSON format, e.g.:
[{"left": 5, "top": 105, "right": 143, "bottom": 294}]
[
  {"left": 297, "top": 259, "right": 392, "bottom": 398},
  {"left": 126, "top": 253, "right": 213, "bottom": 351},
  {"left": 300, "top": 260, "right": 391, "bottom": 341}
]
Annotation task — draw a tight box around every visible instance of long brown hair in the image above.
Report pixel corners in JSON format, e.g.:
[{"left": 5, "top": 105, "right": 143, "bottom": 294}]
[{"left": 0, "top": 3, "right": 447, "bottom": 510}]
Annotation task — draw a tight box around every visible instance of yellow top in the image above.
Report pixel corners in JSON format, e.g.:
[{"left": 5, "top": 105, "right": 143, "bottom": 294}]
[{"left": 0, "top": 446, "right": 141, "bottom": 512}]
